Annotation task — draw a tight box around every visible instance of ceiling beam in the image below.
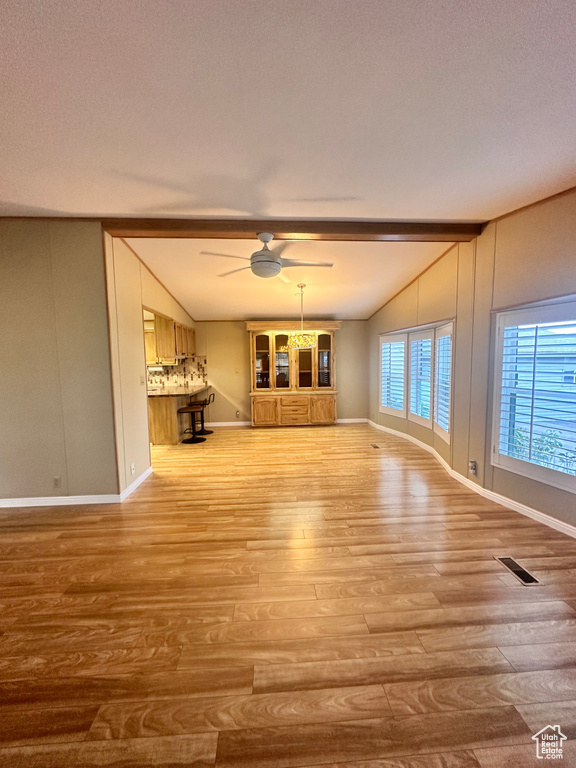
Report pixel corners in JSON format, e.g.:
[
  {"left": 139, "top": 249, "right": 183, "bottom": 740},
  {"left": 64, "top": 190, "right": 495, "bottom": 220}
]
[{"left": 101, "top": 218, "right": 484, "bottom": 242}]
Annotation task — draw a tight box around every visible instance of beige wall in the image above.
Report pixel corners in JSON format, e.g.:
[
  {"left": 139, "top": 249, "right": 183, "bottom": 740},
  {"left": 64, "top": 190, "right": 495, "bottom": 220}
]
[
  {"left": 196, "top": 322, "right": 252, "bottom": 424},
  {"left": 0, "top": 220, "right": 118, "bottom": 498},
  {"left": 104, "top": 237, "right": 195, "bottom": 491},
  {"left": 336, "top": 320, "right": 369, "bottom": 420},
  {"left": 368, "top": 189, "right": 576, "bottom": 527}
]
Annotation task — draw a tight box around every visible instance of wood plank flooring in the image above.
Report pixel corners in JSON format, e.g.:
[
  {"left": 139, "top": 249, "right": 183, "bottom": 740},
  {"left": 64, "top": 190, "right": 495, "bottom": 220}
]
[{"left": 1, "top": 423, "right": 576, "bottom": 767}]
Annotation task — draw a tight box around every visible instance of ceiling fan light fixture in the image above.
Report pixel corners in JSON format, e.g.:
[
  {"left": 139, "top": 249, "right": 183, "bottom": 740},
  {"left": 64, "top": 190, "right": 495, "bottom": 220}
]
[
  {"left": 287, "top": 332, "right": 317, "bottom": 349},
  {"left": 251, "top": 259, "right": 282, "bottom": 278}
]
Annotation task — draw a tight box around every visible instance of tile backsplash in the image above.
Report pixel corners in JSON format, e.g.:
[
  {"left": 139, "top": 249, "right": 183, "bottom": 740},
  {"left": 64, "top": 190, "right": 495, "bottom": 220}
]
[{"left": 147, "top": 357, "right": 207, "bottom": 389}]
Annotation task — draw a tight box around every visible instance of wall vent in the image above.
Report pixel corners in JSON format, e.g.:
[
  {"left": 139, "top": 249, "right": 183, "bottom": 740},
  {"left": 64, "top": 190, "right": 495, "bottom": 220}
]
[{"left": 496, "top": 557, "right": 540, "bottom": 585}]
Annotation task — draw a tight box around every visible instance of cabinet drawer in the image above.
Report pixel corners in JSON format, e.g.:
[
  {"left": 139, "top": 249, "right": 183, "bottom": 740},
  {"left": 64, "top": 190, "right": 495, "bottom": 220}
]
[
  {"left": 281, "top": 404, "right": 309, "bottom": 415},
  {"left": 281, "top": 396, "right": 309, "bottom": 406},
  {"left": 280, "top": 413, "right": 309, "bottom": 425}
]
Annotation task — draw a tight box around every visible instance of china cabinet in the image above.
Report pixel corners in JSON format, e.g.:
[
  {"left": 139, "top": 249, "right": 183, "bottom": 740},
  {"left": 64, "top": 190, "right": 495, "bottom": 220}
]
[{"left": 247, "top": 321, "right": 340, "bottom": 426}]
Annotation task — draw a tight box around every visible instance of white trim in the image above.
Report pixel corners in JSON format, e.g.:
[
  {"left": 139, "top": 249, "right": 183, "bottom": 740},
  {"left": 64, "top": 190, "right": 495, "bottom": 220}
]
[
  {"left": 204, "top": 421, "right": 251, "bottom": 427},
  {"left": 0, "top": 494, "right": 121, "bottom": 508},
  {"left": 0, "top": 466, "right": 154, "bottom": 508},
  {"left": 119, "top": 466, "right": 153, "bottom": 501},
  {"left": 367, "top": 419, "right": 576, "bottom": 540},
  {"left": 337, "top": 418, "right": 369, "bottom": 423}
]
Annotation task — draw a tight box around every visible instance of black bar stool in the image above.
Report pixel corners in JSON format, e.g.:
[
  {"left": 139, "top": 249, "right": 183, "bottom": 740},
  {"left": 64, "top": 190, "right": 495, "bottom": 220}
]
[
  {"left": 195, "top": 393, "right": 215, "bottom": 436},
  {"left": 177, "top": 402, "right": 206, "bottom": 444},
  {"left": 177, "top": 393, "right": 215, "bottom": 444}
]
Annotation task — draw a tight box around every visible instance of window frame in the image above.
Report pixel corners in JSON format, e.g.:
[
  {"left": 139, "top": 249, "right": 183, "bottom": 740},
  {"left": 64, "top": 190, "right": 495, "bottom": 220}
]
[
  {"left": 408, "top": 329, "right": 434, "bottom": 428},
  {"left": 433, "top": 322, "right": 454, "bottom": 443},
  {"left": 379, "top": 333, "right": 407, "bottom": 417},
  {"left": 491, "top": 300, "right": 576, "bottom": 494}
]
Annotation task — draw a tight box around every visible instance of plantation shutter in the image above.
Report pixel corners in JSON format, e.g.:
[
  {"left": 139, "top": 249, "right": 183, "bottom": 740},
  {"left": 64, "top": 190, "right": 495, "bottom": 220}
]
[
  {"left": 380, "top": 335, "right": 406, "bottom": 415},
  {"left": 434, "top": 324, "right": 453, "bottom": 441},
  {"left": 498, "top": 317, "right": 576, "bottom": 477},
  {"left": 409, "top": 332, "right": 433, "bottom": 426}
]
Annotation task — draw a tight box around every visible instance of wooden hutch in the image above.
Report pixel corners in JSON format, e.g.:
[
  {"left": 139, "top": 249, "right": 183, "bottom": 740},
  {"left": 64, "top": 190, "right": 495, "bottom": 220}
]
[{"left": 247, "top": 321, "right": 340, "bottom": 427}]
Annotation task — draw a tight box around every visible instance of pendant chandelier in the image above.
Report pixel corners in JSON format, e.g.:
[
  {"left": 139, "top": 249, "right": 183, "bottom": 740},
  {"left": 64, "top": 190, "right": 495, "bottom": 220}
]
[{"left": 287, "top": 283, "right": 317, "bottom": 349}]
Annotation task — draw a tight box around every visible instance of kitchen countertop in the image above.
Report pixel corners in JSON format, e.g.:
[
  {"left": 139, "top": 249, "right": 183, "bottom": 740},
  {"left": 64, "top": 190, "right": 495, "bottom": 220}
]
[{"left": 147, "top": 384, "right": 209, "bottom": 397}]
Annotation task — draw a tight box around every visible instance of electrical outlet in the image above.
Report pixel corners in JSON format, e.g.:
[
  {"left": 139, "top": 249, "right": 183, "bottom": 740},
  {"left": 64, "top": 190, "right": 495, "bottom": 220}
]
[
  {"left": 140, "top": 375, "right": 146, "bottom": 385},
  {"left": 468, "top": 460, "right": 477, "bottom": 475},
  {"left": 53, "top": 476, "right": 61, "bottom": 489},
  {"left": 130, "top": 463, "right": 136, "bottom": 476}
]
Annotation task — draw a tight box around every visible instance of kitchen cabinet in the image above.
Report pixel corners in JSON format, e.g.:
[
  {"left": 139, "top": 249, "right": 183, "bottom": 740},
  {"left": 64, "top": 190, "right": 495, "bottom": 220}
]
[
  {"left": 247, "top": 321, "right": 340, "bottom": 427},
  {"left": 186, "top": 327, "right": 196, "bottom": 356},
  {"left": 143, "top": 310, "right": 196, "bottom": 364},
  {"left": 156, "top": 314, "right": 176, "bottom": 362}
]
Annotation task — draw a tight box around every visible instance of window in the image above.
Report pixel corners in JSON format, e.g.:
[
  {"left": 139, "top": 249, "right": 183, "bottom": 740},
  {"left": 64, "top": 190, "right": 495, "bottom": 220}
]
[
  {"left": 434, "top": 323, "right": 453, "bottom": 442},
  {"left": 493, "top": 301, "right": 576, "bottom": 493},
  {"left": 409, "top": 331, "right": 433, "bottom": 427},
  {"left": 380, "top": 334, "right": 406, "bottom": 416}
]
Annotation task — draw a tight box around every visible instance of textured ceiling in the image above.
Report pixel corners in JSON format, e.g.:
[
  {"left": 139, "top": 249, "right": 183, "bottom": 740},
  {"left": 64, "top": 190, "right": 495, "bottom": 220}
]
[
  {"left": 1, "top": 0, "right": 575, "bottom": 220},
  {"left": 128, "top": 238, "right": 451, "bottom": 320}
]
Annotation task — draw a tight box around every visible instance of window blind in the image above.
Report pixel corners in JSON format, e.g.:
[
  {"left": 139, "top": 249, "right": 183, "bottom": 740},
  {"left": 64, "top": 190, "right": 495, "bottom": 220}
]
[
  {"left": 498, "top": 318, "right": 576, "bottom": 478},
  {"left": 434, "top": 328, "right": 452, "bottom": 437},
  {"left": 410, "top": 336, "right": 432, "bottom": 423},
  {"left": 380, "top": 338, "right": 405, "bottom": 413}
]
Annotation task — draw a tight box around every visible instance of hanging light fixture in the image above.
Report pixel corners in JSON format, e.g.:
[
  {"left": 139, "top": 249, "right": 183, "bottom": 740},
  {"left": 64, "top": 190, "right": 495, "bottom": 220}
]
[{"left": 287, "top": 283, "right": 317, "bottom": 349}]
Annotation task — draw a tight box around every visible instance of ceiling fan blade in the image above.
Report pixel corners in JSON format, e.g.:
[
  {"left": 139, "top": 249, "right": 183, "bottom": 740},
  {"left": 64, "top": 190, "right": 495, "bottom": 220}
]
[
  {"left": 217, "top": 266, "right": 253, "bottom": 278},
  {"left": 280, "top": 258, "right": 333, "bottom": 268},
  {"left": 277, "top": 272, "right": 291, "bottom": 284},
  {"left": 270, "top": 241, "right": 294, "bottom": 258},
  {"left": 200, "top": 251, "right": 250, "bottom": 261}
]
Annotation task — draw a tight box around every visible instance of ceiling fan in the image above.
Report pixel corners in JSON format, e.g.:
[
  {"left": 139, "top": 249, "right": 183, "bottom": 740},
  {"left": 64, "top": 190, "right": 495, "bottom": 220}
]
[{"left": 200, "top": 233, "right": 333, "bottom": 280}]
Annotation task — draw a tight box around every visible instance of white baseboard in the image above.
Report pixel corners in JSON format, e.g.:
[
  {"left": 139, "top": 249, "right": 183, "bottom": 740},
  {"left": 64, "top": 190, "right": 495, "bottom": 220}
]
[
  {"left": 204, "top": 421, "right": 251, "bottom": 427},
  {"left": 367, "top": 419, "right": 576, "bottom": 540},
  {"left": 337, "top": 418, "right": 369, "bottom": 423},
  {"left": 0, "top": 494, "right": 120, "bottom": 508},
  {"left": 0, "top": 466, "right": 153, "bottom": 508},
  {"left": 119, "top": 466, "right": 153, "bottom": 501}
]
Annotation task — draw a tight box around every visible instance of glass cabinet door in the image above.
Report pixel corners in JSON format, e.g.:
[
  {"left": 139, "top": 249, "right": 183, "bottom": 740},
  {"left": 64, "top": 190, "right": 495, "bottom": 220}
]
[
  {"left": 317, "top": 334, "right": 332, "bottom": 387},
  {"left": 298, "top": 348, "right": 313, "bottom": 388},
  {"left": 275, "top": 334, "right": 290, "bottom": 388},
  {"left": 255, "top": 334, "right": 270, "bottom": 388}
]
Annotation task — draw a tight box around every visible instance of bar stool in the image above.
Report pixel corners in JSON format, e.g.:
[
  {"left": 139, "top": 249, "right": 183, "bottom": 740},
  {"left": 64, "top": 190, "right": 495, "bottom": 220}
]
[
  {"left": 177, "top": 402, "right": 206, "bottom": 444},
  {"left": 177, "top": 393, "right": 215, "bottom": 444},
  {"left": 195, "top": 393, "right": 215, "bottom": 436}
]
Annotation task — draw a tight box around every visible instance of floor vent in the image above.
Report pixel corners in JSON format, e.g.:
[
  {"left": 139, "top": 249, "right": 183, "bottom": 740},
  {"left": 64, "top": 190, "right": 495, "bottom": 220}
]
[
  {"left": 370, "top": 444, "right": 380, "bottom": 449},
  {"left": 496, "top": 557, "right": 540, "bottom": 585}
]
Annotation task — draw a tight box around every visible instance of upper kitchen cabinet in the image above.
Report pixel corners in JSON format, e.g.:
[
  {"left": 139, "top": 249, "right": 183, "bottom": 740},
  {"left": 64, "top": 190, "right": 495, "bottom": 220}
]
[
  {"left": 143, "top": 311, "right": 158, "bottom": 365},
  {"left": 155, "top": 314, "right": 177, "bottom": 363},
  {"left": 144, "top": 309, "right": 196, "bottom": 365},
  {"left": 186, "top": 327, "right": 196, "bottom": 356},
  {"left": 175, "top": 323, "right": 196, "bottom": 357}
]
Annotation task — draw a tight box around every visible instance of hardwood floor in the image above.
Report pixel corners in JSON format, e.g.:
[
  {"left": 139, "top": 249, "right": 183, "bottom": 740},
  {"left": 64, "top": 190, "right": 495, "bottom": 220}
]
[{"left": 1, "top": 423, "right": 576, "bottom": 767}]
